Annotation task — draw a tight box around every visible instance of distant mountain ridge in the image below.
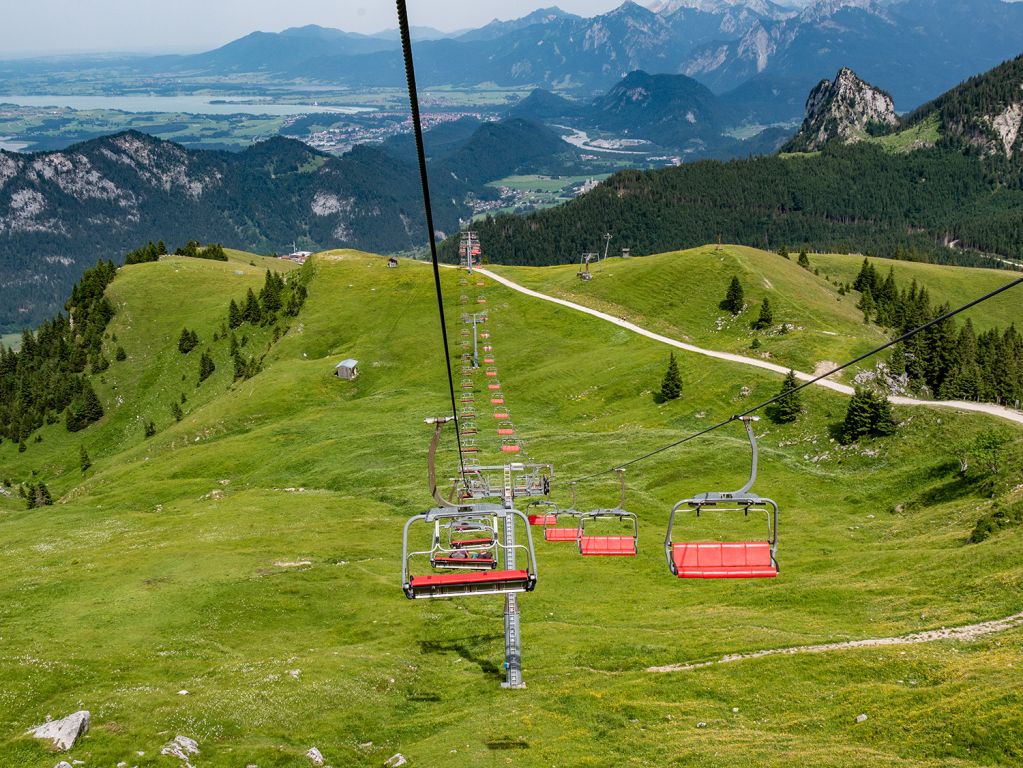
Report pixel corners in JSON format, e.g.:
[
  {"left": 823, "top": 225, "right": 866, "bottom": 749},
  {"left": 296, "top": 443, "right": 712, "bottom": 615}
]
[
  {"left": 0, "top": 119, "right": 578, "bottom": 331},
  {"left": 4, "top": 0, "right": 1022, "bottom": 121}
]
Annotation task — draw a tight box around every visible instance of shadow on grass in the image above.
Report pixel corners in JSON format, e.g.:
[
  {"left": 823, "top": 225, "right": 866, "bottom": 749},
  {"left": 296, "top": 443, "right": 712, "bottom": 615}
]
[{"left": 419, "top": 634, "right": 505, "bottom": 681}]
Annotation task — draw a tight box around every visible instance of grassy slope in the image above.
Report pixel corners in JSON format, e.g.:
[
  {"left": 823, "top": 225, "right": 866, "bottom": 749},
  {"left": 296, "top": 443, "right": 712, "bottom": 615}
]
[
  {"left": 489, "top": 245, "right": 1022, "bottom": 376},
  {"left": 0, "top": 250, "right": 1021, "bottom": 767}
]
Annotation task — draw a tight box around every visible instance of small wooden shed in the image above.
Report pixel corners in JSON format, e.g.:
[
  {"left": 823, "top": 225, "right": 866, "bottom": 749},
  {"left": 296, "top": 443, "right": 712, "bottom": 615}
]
[{"left": 335, "top": 359, "right": 359, "bottom": 381}]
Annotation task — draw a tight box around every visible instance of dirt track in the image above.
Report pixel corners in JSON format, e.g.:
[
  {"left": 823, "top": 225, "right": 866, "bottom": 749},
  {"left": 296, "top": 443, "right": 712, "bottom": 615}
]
[
  {"left": 646, "top": 611, "right": 1023, "bottom": 672},
  {"left": 477, "top": 268, "right": 1023, "bottom": 427}
]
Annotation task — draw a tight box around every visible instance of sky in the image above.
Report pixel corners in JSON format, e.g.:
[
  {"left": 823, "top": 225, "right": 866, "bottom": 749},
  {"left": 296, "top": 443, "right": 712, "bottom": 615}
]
[{"left": 0, "top": 0, "right": 803, "bottom": 57}]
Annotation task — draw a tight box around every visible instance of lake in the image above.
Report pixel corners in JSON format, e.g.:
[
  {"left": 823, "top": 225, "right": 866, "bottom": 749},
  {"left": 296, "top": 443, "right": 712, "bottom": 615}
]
[{"left": 0, "top": 95, "right": 374, "bottom": 116}]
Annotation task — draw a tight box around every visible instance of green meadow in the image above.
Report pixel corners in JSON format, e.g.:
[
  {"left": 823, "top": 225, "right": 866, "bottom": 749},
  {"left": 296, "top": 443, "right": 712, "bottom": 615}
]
[{"left": 0, "top": 247, "right": 1021, "bottom": 766}]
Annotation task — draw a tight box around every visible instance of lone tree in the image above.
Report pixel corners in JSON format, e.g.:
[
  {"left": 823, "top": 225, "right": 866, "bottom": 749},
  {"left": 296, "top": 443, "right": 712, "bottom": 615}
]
[
  {"left": 198, "top": 350, "right": 216, "bottom": 384},
  {"left": 752, "top": 298, "right": 774, "bottom": 330},
  {"left": 170, "top": 401, "right": 184, "bottom": 422},
  {"left": 768, "top": 370, "right": 802, "bottom": 423},
  {"left": 659, "top": 352, "right": 683, "bottom": 401},
  {"left": 797, "top": 250, "right": 811, "bottom": 269},
  {"left": 723, "top": 276, "right": 745, "bottom": 315},
  {"left": 840, "top": 387, "right": 896, "bottom": 443},
  {"left": 79, "top": 444, "right": 91, "bottom": 472}
]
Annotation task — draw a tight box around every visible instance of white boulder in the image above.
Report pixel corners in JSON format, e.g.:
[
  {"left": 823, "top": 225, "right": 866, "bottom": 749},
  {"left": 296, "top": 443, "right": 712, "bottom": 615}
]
[{"left": 27, "top": 711, "right": 90, "bottom": 751}]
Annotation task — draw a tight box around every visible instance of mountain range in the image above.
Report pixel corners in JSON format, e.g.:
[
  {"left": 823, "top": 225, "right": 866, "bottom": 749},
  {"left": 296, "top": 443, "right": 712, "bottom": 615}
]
[
  {"left": 5, "top": 0, "right": 1018, "bottom": 123},
  {"left": 0, "top": 118, "right": 583, "bottom": 332}
]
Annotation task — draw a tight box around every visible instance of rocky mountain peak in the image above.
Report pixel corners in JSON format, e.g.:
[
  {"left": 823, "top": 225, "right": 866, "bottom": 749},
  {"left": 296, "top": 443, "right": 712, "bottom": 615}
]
[{"left": 785, "top": 67, "right": 898, "bottom": 151}]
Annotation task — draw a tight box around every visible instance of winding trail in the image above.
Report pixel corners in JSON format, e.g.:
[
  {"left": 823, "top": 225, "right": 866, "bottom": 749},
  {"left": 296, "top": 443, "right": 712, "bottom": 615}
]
[
  {"left": 477, "top": 267, "right": 1023, "bottom": 427},
  {"left": 647, "top": 612, "right": 1023, "bottom": 673}
]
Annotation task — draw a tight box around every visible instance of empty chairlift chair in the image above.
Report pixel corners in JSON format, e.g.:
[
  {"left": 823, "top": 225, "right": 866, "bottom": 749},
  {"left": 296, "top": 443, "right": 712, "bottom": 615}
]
[
  {"left": 525, "top": 499, "right": 559, "bottom": 526},
  {"left": 497, "top": 421, "right": 516, "bottom": 436},
  {"left": 577, "top": 470, "right": 638, "bottom": 556},
  {"left": 430, "top": 517, "right": 498, "bottom": 571},
  {"left": 544, "top": 482, "right": 583, "bottom": 542},
  {"left": 485, "top": 366, "right": 498, "bottom": 378},
  {"left": 664, "top": 417, "right": 779, "bottom": 579},
  {"left": 403, "top": 505, "right": 538, "bottom": 599},
  {"left": 487, "top": 380, "right": 502, "bottom": 391}
]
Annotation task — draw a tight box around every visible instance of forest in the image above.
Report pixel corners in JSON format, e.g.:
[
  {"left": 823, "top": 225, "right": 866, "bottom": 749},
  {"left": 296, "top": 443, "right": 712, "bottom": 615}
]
[{"left": 448, "top": 143, "right": 1023, "bottom": 270}]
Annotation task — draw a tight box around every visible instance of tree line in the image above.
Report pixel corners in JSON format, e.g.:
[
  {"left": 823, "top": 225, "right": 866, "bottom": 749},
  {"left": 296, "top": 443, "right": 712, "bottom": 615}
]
[{"left": 0, "top": 259, "right": 116, "bottom": 447}]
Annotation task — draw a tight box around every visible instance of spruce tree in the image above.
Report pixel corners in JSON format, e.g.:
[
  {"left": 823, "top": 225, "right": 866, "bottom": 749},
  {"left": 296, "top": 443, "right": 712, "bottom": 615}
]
[
  {"left": 228, "top": 299, "right": 243, "bottom": 328},
  {"left": 723, "top": 277, "right": 744, "bottom": 315},
  {"left": 769, "top": 370, "right": 802, "bottom": 423},
  {"left": 659, "top": 352, "right": 682, "bottom": 401},
  {"left": 198, "top": 351, "right": 216, "bottom": 384},
  {"left": 115, "top": 346, "right": 127, "bottom": 361},
  {"left": 777, "top": 246, "right": 789, "bottom": 259},
  {"left": 870, "top": 392, "right": 897, "bottom": 436},
  {"left": 752, "top": 298, "right": 774, "bottom": 330},
  {"left": 79, "top": 444, "right": 91, "bottom": 472},
  {"left": 34, "top": 483, "right": 53, "bottom": 507},
  {"left": 178, "top": 327, "right": 198, "bottom": 354},
  {"left": 797, "top": 250, "right": 810, "bottom": 269},
  {"left": 170, "top": 401, "right": 183, "bottom": 421},
  {"left": 144, "top": 420, "right": 156, "bottom": 438},
  {"left": 242, "top": 289, "right": 262, "bottom": 324},
  {"left": 840, "top": 388, "right": 877, "bottom": 443},
  {"left": 66, "top": 381, "right": 104, "bottom": 432}
]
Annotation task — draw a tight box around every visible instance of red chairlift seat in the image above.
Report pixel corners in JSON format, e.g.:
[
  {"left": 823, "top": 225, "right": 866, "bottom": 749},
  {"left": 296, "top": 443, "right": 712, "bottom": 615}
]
[
  {"left": 544, "top": 527, "right": 578, "bottom": 542},
  {"left": 451, "top": 537, "right": 494, "bottom": 548},
  {"left": 493, "top": 410, "right": 509, "bottom": 419},
  {"left": 477, "top": 298, "right": 487, "bottom": 304},
  {"left": 406, "top": 569, "right": 532, "bottom": 598},
  {"left": 671, "top": 542, "right": 777, "bottom": 578},
  {"left": 491, "top": 397, "right": 505, "bottom": 405},
  {"left": 480, "top": 331, "right": 490, "bottom": 339},
  {"left": 483, "top": 344, "right": 493, "bottom": 352},
  {"left": 483, "top": 357, "right": 495, "bottom": 364},
  {"left": 580, "top": 536, "right": 637, "bottom": 556},
  {"left": 488, "top": 382, "right": 502, "bottom": 390},
  {"left": 501, "top": 439, "right": 521, "bottom": 453},
  {"left": 497, "top": 422, "right": 515, "bottom": 436},
  {"left": 476, "top": 280, "right": 485, "bottom": 287},
  {"left": 485, "top": 367, "right": 498, "bottom": 377}
]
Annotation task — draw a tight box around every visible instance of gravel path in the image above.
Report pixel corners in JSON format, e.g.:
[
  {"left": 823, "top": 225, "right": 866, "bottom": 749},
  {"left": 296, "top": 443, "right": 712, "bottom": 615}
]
[
  {"left": 647, "top": 612, "right": 1023, "bottom": 672},
  {"left": 477, "top": 268, "right": 1023, "bottom": 427}
]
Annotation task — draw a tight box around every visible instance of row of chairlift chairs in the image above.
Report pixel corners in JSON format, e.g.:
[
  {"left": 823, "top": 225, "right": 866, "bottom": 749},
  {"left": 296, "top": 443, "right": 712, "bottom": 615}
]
[{"left": 402, "top": 415, "right": 779, "bottom": 599}]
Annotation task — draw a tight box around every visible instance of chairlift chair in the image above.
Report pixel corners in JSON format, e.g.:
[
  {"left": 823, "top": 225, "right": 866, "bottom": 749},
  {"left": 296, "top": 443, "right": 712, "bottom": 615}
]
[
  {"left": 477, "top": 297, "right": 487, "bottom": 304},
  {"left": 487, "top": 380, "right": 502, "bottom": 391},
  {"left": 497, "top": 422, "right": 516, "bottom": 436},
  {"left": 493, "top": 408, "right": 510, "bottom": 419},
  {"left": 664, "top": 417, "right": 778, "bottom": 579},
  {"left": 543, "top": 482, "right": 582, "bottom": 541},
  {"left": 501, "top": 438, "right": 522, "bottom": 453},
  {"left": 403, "top": 505, "right": 538, "bottom": 599},
  {"left": 525, "top": 499, "right": 559, "bottom": 526},
  {"left": 483, "top": 356, "right": 495, "bottom": 364},
  {"left": 577, "top": 470, "right": 638, "bottom": 556},
  {"left": 480, "top": 331, "right": 490, "bottom": 339},
  {"left": 485, "top": 366, "right": 498, "bottom": 377},
  {"left": 491, "top": 396, "right": 505, "bottom": 405},
  {"left": 476, "top": 280, "right": 485, "bottom": 287}
]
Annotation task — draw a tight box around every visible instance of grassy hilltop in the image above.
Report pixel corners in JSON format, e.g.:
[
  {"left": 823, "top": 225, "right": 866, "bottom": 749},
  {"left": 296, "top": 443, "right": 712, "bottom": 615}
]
[{"left": 0, "top": 246, "right": 1021, "bottom": 767}]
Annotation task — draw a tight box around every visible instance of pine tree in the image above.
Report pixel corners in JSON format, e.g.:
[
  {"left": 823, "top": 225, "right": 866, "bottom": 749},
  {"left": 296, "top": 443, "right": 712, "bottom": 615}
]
[
  {"left": 178, "top": 327, "right": 198, "bottom": 354},
  {"left": 659, "top": 352, "right": 682, "bottom": 401},
  {"left": 79, "top": 444, "right": 91, "bottom": 472},
  {"left": 242, "top": 289, "right": 262, "bottom": 324},
  {"left": 859, "top": 288, "right": 875, "bottom": 324},
  {"left": 797, "top": 250, "right": 810, "bottom": 269},
  {"left": 769, "top": 370, "right": 802, "bottom": 423},
  {"left": 228, "top": 299, "right": 243, "bottom": 328},
  {"left": 34, "top": 482, "right": 53, "bottom": 507},
  {"left": 198, "top": 350, "right": 216, "bottom": 384},
  {"left": 777, "top": 246, "right": 789, "bottom": 259},
  {"left": 144, "top": 420, "right": 156, "bottom": 438},
  {"left": 170, "top": 401, "right": 183, "bottom": 421},
  {"left": 66, "top": 381, "right": 104, "bottom": 432},
  {"left": 840, "top": 388, "right": 877, "bottom": 443},
  {"left": 723, "top": 277, "right": 744, "bottom": 315},
  {"left": 752, "top": 298, "right": 774, "bottom": 330},
  {"left": 115, "top": 346, "right": 127, "bottom": 361}
]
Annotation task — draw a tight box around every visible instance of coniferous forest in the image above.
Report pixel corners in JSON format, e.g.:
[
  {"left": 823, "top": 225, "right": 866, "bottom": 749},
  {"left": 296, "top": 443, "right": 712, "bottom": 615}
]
[{"left": 447, "top": 144, "right": 1023, "bottom": 270}]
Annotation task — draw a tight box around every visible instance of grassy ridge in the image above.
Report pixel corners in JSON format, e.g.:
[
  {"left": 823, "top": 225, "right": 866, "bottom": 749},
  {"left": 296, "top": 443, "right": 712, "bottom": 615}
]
[
  {"left": 490, "top": 245, "right": 1023, "bottom": 375},
  {"left": 0, "top": 250, "right": 1021, "bottom": 766}
]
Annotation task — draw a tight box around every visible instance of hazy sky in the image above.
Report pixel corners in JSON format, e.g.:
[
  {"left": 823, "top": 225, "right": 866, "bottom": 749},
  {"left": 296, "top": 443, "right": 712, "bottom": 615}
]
[{"left": 0, "top": 0, "right": 629, "bottom": 56}]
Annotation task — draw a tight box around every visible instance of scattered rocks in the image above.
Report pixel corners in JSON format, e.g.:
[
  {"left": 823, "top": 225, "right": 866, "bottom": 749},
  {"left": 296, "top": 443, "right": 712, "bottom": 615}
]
[
  {"left": 855, "top": 713, "right": 869, "bottom": 723},
  {"left": 696, "top": 721, "right": 707, "bottom": 728},
  {"left": 54, "top": 762, "right": 73, "bottom": 768},
  {"left": 161, "top": 735, "right": 200, "bottom": 762},
  {"left": 385, "top": 754, "right": 408, "bottom": 767},
  {"left": 306, "top": 746, "right": 325, "bottom": 765},
  {"left": 274, "top": 560, "right": 313, "bottom": 568},
  {"left": 27, "top": 710, "right": 90, "bottom": 751}
]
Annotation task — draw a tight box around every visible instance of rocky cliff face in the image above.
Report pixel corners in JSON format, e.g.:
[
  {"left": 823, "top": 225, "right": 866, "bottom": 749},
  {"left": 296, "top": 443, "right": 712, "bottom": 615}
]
[{"left": 784, "top": 68, "right": 898, "bottom": 151}]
